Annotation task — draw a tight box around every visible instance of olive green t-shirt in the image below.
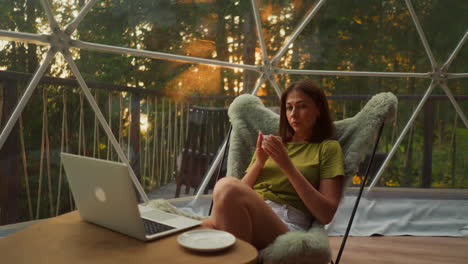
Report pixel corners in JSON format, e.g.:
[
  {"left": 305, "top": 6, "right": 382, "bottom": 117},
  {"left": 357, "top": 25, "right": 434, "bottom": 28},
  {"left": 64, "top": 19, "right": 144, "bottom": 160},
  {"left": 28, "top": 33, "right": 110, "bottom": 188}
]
[{"left": 246, "top": 140, "right": 345, "bottom": 215}]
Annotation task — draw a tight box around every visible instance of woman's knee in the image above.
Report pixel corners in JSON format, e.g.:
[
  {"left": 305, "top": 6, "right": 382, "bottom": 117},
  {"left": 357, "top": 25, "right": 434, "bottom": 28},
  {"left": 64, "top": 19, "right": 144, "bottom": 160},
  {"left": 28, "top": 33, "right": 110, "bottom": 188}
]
[{"left": 213, "top": 177, "right": 245, "bottom": 203}]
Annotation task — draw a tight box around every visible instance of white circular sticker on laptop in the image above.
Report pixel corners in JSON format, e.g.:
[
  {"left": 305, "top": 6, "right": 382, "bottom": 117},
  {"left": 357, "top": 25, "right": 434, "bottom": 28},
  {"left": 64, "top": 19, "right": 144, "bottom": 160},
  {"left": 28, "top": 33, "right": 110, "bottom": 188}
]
[{"left": 94, "top": 187, "right": 107, "bottom": 203}]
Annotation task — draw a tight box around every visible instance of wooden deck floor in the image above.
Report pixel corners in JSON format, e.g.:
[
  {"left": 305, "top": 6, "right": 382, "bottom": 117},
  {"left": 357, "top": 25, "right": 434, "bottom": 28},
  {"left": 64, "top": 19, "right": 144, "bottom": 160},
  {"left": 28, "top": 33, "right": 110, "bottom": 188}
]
[{"left": 329, "top": 236, "right": 468, "bottom": 264}]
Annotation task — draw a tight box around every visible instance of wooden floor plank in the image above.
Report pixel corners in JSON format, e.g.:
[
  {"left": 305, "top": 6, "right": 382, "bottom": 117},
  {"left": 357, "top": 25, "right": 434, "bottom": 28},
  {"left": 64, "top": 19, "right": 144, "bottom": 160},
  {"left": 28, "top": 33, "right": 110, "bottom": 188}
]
[{"left": 329, "top": 236, "right": 468, "bottom": 264}]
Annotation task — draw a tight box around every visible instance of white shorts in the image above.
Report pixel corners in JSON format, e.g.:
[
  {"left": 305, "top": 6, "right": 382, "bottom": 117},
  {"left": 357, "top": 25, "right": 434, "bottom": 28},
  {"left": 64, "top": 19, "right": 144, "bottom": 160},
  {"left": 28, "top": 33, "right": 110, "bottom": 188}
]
[{"left": 265, "top": 200, "right": 313, "bottom": 231}]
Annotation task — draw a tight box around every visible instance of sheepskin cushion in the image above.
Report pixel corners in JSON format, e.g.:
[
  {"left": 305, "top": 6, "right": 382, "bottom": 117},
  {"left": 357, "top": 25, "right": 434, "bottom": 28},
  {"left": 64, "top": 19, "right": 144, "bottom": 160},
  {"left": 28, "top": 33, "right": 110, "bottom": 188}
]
[
  {"left": 227, "top": 93, "right": 398, "bottom": 180},
  {"left": 259, "top": 222, "right": 331, "bottom": 264},
  {"left": 227, "top": 94, "right": 280, "bottom": 178},
  {"left": 335, "top": 92, "right": 398, "bottom": 179}
]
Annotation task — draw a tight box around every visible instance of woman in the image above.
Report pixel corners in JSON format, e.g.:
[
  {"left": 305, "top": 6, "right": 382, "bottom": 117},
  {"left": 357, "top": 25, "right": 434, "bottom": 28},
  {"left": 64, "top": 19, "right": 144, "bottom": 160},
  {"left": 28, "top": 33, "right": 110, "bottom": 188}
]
[{"left": 202, "top": 80, "right": 345, "bottom": 250}]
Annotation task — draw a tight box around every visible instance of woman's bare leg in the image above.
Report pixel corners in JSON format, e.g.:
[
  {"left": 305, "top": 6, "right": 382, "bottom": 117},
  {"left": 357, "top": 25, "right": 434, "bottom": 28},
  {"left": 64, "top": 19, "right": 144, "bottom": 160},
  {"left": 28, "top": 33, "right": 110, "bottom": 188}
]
[{"left": 205, "top": 177, "right": 288, "bottom": 249}]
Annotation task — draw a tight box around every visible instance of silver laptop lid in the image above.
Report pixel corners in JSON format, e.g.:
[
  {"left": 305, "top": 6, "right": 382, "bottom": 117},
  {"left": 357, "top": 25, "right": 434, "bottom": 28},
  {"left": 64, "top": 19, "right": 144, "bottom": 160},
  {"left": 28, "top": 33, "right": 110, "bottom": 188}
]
[{"left": 61, "top": 153, "right": 146, "bottom": 240}]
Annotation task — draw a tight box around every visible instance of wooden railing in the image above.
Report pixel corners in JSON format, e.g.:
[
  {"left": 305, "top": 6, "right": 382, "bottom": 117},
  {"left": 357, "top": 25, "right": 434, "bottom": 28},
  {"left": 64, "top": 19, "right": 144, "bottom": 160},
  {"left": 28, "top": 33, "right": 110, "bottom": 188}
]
[{"left": 0, "top": 70, "right": 466, "bottom": 225}]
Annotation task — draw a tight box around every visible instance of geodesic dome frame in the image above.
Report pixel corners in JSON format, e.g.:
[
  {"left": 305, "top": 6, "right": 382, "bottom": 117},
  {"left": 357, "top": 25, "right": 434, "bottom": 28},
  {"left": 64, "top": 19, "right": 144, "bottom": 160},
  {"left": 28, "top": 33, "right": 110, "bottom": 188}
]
[{"left": 0, "top": 0, "right": 467, "bottom": 202}]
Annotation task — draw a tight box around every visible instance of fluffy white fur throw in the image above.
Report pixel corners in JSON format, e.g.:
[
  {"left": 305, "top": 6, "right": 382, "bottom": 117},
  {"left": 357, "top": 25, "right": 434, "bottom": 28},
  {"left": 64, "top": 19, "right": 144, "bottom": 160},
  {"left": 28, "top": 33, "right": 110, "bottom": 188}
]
[
  {"left": 227, "top": 93, "right": 398, "bottom": 180},
  {"left": 147, "top": 199, "right": 206, "bottom": 220},
  {"left": 259, "top": 223, "right": 331, "bottom": 264}
]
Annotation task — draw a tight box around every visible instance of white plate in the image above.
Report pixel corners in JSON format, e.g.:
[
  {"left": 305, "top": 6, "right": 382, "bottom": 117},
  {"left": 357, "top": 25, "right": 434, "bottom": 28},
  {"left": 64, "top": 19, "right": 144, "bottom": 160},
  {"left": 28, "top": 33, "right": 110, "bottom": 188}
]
[{"left": 177, "top": 229, "right": 236, "bottom": 252}]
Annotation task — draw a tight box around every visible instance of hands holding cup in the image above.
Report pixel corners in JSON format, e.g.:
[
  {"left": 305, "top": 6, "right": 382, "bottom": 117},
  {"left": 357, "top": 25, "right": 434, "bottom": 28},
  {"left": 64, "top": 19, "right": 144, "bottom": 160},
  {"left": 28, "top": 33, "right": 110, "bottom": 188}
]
[
  {"left": 261, "top": 134, "right": 282, "bottom": 149},
  {"left": 259, "top": 132, "right": 292, "bottom": 171}
]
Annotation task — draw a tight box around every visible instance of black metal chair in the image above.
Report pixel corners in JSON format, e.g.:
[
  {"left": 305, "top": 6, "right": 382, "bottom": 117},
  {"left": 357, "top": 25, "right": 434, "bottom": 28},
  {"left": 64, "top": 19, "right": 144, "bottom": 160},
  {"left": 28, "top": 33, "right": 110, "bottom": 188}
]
[{"left": 174, "top": 106, "right": 229, "bottom": 198}]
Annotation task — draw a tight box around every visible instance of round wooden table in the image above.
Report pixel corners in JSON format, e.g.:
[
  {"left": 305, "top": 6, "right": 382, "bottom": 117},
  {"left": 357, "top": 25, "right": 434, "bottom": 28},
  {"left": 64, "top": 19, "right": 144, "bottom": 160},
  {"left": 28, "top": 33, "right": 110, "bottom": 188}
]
[{"left": 0, "top": 211, "right": 258, "bottom": 264}]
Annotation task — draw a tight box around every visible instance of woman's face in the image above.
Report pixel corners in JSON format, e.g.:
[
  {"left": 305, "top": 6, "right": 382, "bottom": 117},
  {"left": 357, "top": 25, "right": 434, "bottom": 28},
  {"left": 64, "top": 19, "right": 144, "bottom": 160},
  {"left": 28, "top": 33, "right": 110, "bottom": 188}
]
[{"left": 285, "top": 90, "right": 320, "bottom": 141}]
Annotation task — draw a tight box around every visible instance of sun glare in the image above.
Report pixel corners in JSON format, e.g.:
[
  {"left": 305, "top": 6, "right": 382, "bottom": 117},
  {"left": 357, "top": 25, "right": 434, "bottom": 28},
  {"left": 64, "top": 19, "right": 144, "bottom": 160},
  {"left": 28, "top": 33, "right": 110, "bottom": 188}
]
[
  {"left": 165, "top": 64, "right": 221, "bottom": 100},
  {"left": 140, "top": 113, "right": 150, "bottom": 134},
  {"left": 0, "top": 40, "right": 8, "bottom": 52}
]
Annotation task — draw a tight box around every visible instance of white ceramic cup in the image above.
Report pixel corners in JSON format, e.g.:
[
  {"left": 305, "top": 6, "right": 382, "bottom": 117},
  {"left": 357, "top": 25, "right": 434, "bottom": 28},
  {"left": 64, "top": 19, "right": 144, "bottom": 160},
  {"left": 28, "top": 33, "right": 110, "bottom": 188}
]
[{"left": 262, "top": 134, "right": 280, "bottom": 148}]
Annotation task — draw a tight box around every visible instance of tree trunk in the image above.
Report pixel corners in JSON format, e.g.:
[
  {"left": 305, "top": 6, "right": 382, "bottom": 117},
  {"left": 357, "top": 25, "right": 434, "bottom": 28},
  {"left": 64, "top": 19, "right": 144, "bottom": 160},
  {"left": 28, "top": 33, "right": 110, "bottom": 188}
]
[
  {"left": 242, "top": 10, "right": 256, "bottom": 94},
  {"left": 26, "top": 0, "right": 38, "bottom": 72},
  {"left": 215, "top": 0, "right": 228, "bottom": 94}
]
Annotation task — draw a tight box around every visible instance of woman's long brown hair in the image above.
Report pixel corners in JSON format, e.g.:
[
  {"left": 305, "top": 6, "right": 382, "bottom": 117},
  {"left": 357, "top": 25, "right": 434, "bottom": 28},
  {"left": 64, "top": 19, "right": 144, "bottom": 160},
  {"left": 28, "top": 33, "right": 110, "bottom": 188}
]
[{"left": 278, "top": 80, "right": 336, "bottom": 143}]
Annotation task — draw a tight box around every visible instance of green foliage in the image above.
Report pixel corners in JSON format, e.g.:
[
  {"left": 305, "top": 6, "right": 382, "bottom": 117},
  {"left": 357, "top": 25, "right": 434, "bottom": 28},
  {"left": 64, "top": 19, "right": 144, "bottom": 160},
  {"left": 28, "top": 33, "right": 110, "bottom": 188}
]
[{"left": 0, "top": 0, "right": 467, "bottom": 224}]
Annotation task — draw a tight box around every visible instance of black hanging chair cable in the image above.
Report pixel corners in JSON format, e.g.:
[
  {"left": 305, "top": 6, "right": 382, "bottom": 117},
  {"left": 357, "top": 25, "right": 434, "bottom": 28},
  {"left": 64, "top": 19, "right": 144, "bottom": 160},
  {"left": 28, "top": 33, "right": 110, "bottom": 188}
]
[{"left": 334, "top": 122, "right": 385, "bottom": 264}]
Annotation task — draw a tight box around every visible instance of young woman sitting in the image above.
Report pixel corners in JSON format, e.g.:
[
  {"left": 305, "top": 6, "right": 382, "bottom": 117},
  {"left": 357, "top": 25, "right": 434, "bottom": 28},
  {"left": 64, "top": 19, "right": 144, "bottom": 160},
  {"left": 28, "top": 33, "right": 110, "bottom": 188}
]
[{"left": 202, "top": 79, "right": 345, "bottom": 250}]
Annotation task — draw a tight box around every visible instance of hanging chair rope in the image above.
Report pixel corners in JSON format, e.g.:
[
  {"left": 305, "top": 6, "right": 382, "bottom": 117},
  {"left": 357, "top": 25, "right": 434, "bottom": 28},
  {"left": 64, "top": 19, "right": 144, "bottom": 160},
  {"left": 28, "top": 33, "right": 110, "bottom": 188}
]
[
  {"left": 107, "top": 92, "right": 112, "bottom": 160},
  {"left": 169, "top": 99, "right": 174, "bottom": 185},
  {"left": 78, "top": 92, "right": 82, "bottom": 155},
  {"left": 160, "top": 97, "right": 166, "bottom": 186},
  {"left": 390, "top": 103, "right": 399, "bottom": 148},
  {"left": 68, "top": 92, "right": 74, "bottom": 210},
  {"left": 44, "top": 87, "right": 54, "bottom": 217},
  {"left": 56, "top": 88, "right": 68, "bottom": 216},
  {"left": 170, "top": 99, "right": 175, "bottom": 187},
  {"left": 92, "top": 91, "right": 98, "bottom": 158},
  {"left": 176, "top": 101, "right": 186, "bottom": 188},
  {"left": 94, "top": 90, "right": 101, "bottom": 159},
  {"left": 185, "top": 101, "right": 189, "bottom": 140},
  {"left": 450, "top": 109, "right": 458, "bottom": 187},
  {"left": 150, "top": 96, "right": 158, "bottom": 186},
  {"left": 403, "top": 104, "right": 416, "bottom": 182},
  {"left": 92, "top": 90, "right": 101, "bottom": 159},
  {"left": 170, "top": 101, "right": 175, "bottom": 186},
  {"left": 64, "top": 91, "right": 70, "bottom": 209},
  {"left": 143, "top": 95, "right": 150, "bottom": 189},
  {"left": 164, "top": 98, "right": 168, "bottom": 186},
  {"left": 175, "top": 101, "right": 185, "bottom": 187},
  {"left": 169, "top": 100, "right": 175, "bottom": 184},
  {"left": 146, "top": 96, "right": 151, "bottom": 187},
  {"left": 127, "top": 94, "right": 131, "bottom": 159},
  {"left": 436, "top": 101, "right": 442, "bottom": 144},
  {"left": 36, "top": 87, "right": 54, "bottom": 219},
  {"left": 19, "top": 114, "right": 33, "bottom": 220},
  {"left": 78, "top": 92, "right": 86, "bottom": 156},
  {"left": 35, "top": 88, "right": 47, "bottom": 219},
  {"left": 119, "top": 92, "right": 123, "bottom": 162},
  {"left": 35, "top": 95, "right": 45, "bottom": 219}
]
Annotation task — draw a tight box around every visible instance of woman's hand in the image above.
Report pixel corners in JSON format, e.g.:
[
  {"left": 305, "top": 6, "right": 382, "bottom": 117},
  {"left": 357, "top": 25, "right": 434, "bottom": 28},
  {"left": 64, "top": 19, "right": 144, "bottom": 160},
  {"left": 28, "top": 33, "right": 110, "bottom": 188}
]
[
  {"left": 262, "top": 135, "right": 293, "bottom": 171},
  {"left": 241, "top": 132, "right": 269, "bottom": 187},
  {"left": 255, "top": 131, "right": 269, "bottom": 166}
]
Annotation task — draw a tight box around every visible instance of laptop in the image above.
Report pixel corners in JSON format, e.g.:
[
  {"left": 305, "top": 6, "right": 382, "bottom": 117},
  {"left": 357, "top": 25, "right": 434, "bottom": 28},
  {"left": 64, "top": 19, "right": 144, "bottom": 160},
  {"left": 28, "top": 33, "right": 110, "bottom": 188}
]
[{"left": 60, "top": 152, "right": 201, "bottom": 241}]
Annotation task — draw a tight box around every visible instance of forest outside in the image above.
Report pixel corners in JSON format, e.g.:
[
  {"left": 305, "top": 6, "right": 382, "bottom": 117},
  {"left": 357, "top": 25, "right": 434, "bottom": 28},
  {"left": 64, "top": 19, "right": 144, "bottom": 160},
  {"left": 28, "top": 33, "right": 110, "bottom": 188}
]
[{"left": 0, "top": 0, "right": 466, "bottom": 224}]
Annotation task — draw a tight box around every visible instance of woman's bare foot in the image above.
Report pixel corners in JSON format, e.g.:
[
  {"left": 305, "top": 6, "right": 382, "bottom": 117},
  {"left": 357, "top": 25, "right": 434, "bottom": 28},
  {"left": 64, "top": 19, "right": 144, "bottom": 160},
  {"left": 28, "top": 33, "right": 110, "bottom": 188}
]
[{"left": 201, "top": 218, "right": 216, "bottom": 229}]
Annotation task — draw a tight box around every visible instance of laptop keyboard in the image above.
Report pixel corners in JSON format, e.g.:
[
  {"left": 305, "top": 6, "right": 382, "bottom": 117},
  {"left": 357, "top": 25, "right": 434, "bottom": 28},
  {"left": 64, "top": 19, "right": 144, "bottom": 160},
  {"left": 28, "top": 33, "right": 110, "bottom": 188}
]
[{"left": 142, "top": 218, "right": 175, "bottom": 235}]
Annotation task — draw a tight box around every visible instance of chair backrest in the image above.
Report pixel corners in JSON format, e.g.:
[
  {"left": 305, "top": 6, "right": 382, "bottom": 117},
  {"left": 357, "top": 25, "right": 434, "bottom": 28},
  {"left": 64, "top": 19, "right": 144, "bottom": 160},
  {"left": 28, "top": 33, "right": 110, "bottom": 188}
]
[
  {"left": 226, "top": 93, "right": 398, "bottom": 188},
  {"left": 175, "top": 106, "right": 229, "bottom": 197}
]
